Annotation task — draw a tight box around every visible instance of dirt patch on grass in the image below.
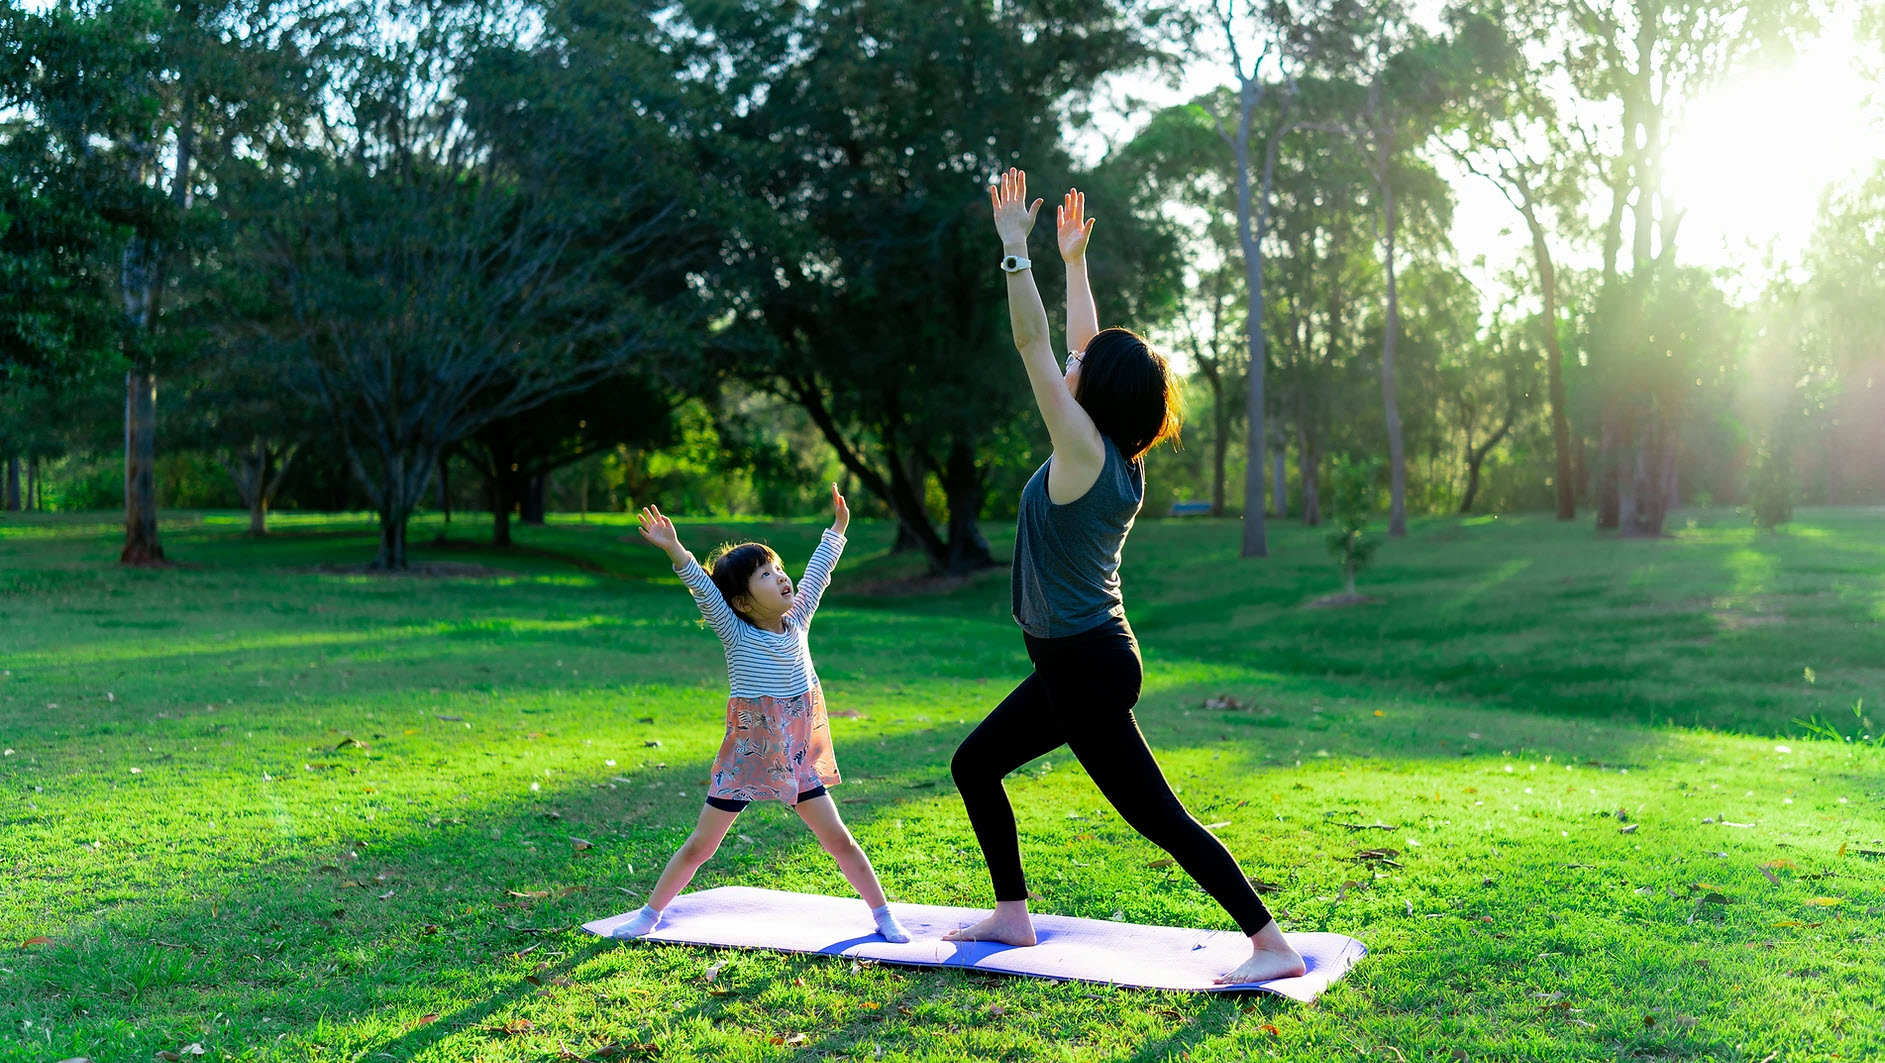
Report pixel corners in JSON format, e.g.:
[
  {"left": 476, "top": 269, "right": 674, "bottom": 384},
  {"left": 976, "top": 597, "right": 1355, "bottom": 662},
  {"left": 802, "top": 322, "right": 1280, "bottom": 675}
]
[
  {"left": 843, "top": 564, "right": 1011, "bottom": 597},
  {"left": 1306, "top": 592, "right": 1382, "bottom": 609}
]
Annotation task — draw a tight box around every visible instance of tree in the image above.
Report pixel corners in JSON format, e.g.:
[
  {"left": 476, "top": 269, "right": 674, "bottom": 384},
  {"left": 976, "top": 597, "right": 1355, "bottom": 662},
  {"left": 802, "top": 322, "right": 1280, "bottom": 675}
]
[
  {"left": 1560, "top": 0, "right": 1816, "bottom": 535},
  {"left": 461, "top": 374, "right": 678, "bottom": 547},
  {"left": 4, "top": 0, "right": 337, "bottom": 562},
  {"left": 1324, "top": 455, "right": 1381, "bottom": 597},
  {"left": 1339, "top": 8, "right": 1496, "bottom": 536},
  {"left": 1208, "top": 0, "right": 1367, "bottom": 557},
  {"left": 238, "top": 12, "right": 711, "bottom": 568},
  {"left": 690, "top": 0, "right": 1172, "bottom": 574},
  {"left": 1441, "top": 9, "right": 1581, "bottom": 520}
]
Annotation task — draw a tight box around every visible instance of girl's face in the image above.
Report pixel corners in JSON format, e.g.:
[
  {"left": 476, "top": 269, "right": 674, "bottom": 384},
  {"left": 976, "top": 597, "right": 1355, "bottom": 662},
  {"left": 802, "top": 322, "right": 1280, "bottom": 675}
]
[{"left": 740, "top": 558, "right": 795, "bottom": 621}]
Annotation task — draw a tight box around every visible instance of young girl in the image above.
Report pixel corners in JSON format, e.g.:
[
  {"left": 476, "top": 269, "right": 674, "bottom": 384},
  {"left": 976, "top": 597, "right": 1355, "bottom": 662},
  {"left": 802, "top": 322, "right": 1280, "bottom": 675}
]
[{"left": 613, "top": 486, "right": 909, "bottom": 944}]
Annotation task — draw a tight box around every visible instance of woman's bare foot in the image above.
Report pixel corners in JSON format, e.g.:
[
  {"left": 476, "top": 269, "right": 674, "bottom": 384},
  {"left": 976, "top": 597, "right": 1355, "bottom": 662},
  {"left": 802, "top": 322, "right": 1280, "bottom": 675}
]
[
  {"left": 1214, "top": 921, "right": 1307, "bottom": 984},
  {"left": 943, "top": 900, "right": 1037, "bottom": 946}
]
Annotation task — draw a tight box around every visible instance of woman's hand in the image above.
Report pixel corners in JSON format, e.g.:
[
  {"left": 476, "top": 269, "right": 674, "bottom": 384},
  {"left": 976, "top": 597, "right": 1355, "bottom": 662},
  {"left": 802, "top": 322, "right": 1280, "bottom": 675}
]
[
  {"left": 829, "top": 482, "right": 851, "bottom": 535},
  {"left": 990, "top": 167, "right": 1042, "bottom": 251},
  {"left": 1057, "top": 188, "right": 1096, "bottom": 263},
  {"left": 637, "top": 504, "right": 686, "bottom": 562}
]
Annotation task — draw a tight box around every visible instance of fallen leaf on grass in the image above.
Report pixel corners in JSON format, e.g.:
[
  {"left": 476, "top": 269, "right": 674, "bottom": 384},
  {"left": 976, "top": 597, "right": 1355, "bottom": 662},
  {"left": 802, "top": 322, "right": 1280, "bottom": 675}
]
[
  {"left": 989, "top": 1004, "right": 1007, "bottom": 1017},
  {"left": 335, "top": 737, "right": 368, "bottom": 750},
  {"left": 1802, "top": 897, "right": 1844, "bottom": 907},
  {"left": 1771, "top": 920, "right": 1822, "bottom": 928},
  {"left": 1758, "top": 866, "right": 1782, "bottom": 886},
  {"left": 507, "top": 890, "right": 551, "bottom": 899},
  {"left": 1258, "top": 1024, "right": 1280, "bottom": 1036},
  {"left": 770, "top": 1034, "right": 808, "bottom": 1047},
  {"left": 704, "top": 963, "right": 722, "bottom": 983},
  {"left": 20, "top": 937, "right": 53, "bottom": 947},
  {"left": 487, "top": 1018, "right": 535, "bottom": 1036},
  {"left": 416, "top": 1014, "right": 439, "bottom": 1027},
  {"left": 1619, "top": 824, "right": 1639, "bottom": 834},
  {"left": 571, "top": 838, "right": 592, "bottom": 851},
  {"left": 1762, "top": 859, "right": 1797, "bottom": 870},
  {"left": 1147, "top": 857, "right": 1175, "bottom": 869},
  {"left": 1203, "top": 821, "right": 1231, "bottom": 830}
]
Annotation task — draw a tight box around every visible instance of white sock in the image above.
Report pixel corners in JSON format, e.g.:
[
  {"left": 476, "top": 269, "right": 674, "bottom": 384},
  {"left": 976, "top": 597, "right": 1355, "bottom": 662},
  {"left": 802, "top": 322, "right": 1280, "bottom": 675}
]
[
  {"left": 610, "top": 905, "right": 662, "bottom": 939},
  {"left": 872, "top": 904, "right": 910, "bottom": 943}
]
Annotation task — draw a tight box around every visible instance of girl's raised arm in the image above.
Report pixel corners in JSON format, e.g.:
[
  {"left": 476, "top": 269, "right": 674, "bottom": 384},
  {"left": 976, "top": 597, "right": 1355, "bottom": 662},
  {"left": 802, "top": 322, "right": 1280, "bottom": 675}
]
[
  {"left": 786, "top": 484, "right": 850, "bottom": 629},
  {"left": 991, "top": 168, "right": 1104, "bottom": 480},
  {"left": 638, "top": 505, "right": 742, "bottom": 645}
]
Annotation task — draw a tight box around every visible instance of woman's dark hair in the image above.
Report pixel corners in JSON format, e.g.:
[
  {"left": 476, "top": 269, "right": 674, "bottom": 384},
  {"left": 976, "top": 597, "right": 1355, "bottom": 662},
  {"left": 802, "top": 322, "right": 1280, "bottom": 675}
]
[
  {"left": 1073, "top": 327, "right": 1183, "bottom": 462},
  {"left": 704, "top": 542, "right": 780, "bottom": 626}
]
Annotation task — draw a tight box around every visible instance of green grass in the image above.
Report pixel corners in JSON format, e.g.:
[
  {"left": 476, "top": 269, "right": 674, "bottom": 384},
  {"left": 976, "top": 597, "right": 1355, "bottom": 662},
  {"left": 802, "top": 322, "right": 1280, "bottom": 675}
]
[{"left": 1, "top": 507, "right": 1881, "bottom": 1062}]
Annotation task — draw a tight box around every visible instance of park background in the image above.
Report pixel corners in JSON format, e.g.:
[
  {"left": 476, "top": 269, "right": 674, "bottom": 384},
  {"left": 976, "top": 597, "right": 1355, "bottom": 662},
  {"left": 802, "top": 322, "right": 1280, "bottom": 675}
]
[{"left": 3, "top": 0, "right": 1883, "bottom": 1061}]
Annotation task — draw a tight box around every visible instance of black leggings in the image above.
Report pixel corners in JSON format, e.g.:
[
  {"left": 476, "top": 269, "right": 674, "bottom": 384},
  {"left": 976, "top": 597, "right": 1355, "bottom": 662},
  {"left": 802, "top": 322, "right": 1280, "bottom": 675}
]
[
  {"left": 950, "top": 618, "right": 1275, "bottom": 936},
  {"left": 705, "top": 784, "right": 826, "bottom": 813}
]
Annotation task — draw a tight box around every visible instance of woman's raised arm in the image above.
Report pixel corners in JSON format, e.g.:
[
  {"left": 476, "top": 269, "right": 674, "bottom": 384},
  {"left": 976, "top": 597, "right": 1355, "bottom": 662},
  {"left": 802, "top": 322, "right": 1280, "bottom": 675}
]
[
  {"left": 991, "top": 168, "right": 1103, "bottom": 473},
  {"left": 1058, "top": 188, "right": 1100, "bottom": 357}
]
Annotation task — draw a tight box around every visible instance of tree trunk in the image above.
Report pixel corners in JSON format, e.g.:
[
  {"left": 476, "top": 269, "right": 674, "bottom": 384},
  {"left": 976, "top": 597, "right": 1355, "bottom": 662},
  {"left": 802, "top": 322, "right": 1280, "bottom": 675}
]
[
  {"left": 492, "top": 475, "right": 513, "bottom": 548},
  {"left": 887, "top": 452, "right": 925, "bottom": 552},
  {"left": 4, "top": 457, "right": 17, "bottom": 511},
  {"left": 1272, "top": 434, "right": 1287, "bottom": 519},
  {"left": 520, "top": 472, "right": 547, "bottom": 525},
  {"left": 1206, "top": 370, "right": 1228, "bottom": 518},
  {"left": 248, "top": 460, "right": 268, "bottom": 535},
  {"left": 27, "top": 456, "right": 38, "bottom": 511},
  {"left": 1378, "top": 178, "right": 1407, "bottom": 538},
  {"left": 121, "top": 370, "right": 164, "bottom": 564},
  {"left": 1516, "top": 202, "right": 1576, "bottom": 521},
  {"left": 579, "top": 463, "right": 589, "bottom": 523},
  {"left": 1459, "top": 414, "right": 1513, "bottom": 515},
  {"left": 1597, "top": 418, "right": 1620, "bottom": 528},
  {"left": 940, "top": 438, "right": 994, "bottom": 574},
  {"left": 1231, "top": 74, "right": 1286, "bottom": 559},
  {"left": 1298, "top": 416, "right": 1321, "bottom": 526},
  {"left": 376, "top": 500, "right": 409, "bottom": 570},
  {"left": 438, "top": 458, "right": 452, "bottom": 524}
]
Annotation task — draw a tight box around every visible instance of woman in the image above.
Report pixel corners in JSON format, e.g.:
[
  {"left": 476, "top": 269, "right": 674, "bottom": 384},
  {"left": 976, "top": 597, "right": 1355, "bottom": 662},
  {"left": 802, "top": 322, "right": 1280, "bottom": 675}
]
[{"left": 943, "top": 168, "right": 1305, "bottom": 985}]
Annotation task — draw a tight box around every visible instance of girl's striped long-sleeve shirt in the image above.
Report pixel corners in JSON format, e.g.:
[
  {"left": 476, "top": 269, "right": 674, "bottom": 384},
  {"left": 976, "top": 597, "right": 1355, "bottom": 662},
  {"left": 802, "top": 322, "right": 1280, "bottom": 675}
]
[{"left": 673, "top": 528, "right": 846, "bottom": 806}]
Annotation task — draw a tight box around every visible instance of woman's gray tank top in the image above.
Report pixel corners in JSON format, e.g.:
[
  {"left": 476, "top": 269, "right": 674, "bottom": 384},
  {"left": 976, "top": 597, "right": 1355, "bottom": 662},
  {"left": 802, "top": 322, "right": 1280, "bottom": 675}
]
[{"left": 1011, "top": 435, "right": 1144, "bottom": 638}]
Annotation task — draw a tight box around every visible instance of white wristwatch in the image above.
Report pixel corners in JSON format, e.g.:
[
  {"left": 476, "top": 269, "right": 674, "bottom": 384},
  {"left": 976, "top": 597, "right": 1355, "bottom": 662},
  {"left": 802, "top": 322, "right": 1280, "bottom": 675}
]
[{"left": 999, "top": 254, "right": 1031, "bottom": 273}]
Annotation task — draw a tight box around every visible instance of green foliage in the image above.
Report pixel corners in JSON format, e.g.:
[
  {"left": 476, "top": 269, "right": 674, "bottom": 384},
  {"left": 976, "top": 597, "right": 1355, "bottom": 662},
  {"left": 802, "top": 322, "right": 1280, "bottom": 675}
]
[
  {"left": 1748, "top": 438, "right": 1794, "bottom": 531},
  {"left": 1325, "top": 455, "right": 1381, "bottom": 592}
]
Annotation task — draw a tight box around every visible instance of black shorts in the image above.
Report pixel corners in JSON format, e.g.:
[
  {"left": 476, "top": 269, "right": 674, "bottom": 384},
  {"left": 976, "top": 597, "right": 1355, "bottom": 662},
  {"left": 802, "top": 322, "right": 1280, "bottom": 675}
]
[{"left": 705, "top": 784, "right": 828, "bottom": 813}]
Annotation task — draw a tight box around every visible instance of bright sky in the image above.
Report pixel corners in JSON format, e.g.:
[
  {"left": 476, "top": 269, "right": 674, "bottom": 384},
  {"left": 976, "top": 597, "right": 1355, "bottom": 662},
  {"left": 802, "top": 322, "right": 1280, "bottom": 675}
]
[{"left": 1079, "top": 2, "right": 1885, "bottom": 304}]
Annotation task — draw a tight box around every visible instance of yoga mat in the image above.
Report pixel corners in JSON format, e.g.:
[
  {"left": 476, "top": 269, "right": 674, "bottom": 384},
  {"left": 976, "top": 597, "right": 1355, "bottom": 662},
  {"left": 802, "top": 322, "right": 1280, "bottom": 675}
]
[{"left": 582, "top": 886, "right": 1365, "bottom": 1001}]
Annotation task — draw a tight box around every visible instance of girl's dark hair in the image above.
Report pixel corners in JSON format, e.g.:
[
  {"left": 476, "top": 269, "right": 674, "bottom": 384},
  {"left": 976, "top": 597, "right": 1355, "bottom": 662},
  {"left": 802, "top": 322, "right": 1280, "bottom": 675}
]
[
  {"left": 704, "top": 542, "right": 779, "bottom": 626},
  {"left": 1074, "top": 327, "right": 1183, "bottom": 462}
]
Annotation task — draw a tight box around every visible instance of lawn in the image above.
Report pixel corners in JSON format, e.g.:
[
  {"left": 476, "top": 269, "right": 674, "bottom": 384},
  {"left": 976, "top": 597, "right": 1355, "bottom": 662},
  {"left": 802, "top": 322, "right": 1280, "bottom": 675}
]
[{"left": 1, "top": 507, "right": 1881, "bottom": 1062}]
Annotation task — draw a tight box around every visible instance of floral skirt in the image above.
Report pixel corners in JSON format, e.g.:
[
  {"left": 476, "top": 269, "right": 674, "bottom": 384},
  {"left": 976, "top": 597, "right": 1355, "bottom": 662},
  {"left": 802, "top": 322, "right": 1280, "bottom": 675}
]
[{"left": 706, "top": 685, "right": 840, "bottom": 807}]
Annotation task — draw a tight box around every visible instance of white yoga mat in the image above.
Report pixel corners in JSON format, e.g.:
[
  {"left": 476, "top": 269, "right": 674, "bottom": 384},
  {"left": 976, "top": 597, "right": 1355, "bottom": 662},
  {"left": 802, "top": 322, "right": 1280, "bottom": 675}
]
[{"left": 583, "top": 886, "right": 1365, "bottom": 1001}]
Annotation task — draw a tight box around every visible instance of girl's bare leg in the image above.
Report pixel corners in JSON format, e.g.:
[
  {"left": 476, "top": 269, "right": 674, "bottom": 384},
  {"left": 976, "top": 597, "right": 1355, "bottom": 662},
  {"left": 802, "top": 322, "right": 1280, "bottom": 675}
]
[
  {"left": 795, "top": 794, "right": 910, "bottom": 941},
  {"left": 611, "top": 803, "right": 740, "bottom": 939}
]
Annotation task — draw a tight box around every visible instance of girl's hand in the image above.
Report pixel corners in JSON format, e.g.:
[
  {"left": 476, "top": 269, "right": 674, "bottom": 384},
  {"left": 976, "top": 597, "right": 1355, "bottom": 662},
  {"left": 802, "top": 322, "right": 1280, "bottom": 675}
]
[
  {"left": 989, "top": 167, "right": 1042, "bottom": 250},
  {"left": 1057, "top": 188, "right": 1096, "bottom": 263},
  {"left": 637, "top": 505, "right": 685, "bottom": 560},
  {"left": 830, "top": 482, "right": 850, "bottom": 535}
]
